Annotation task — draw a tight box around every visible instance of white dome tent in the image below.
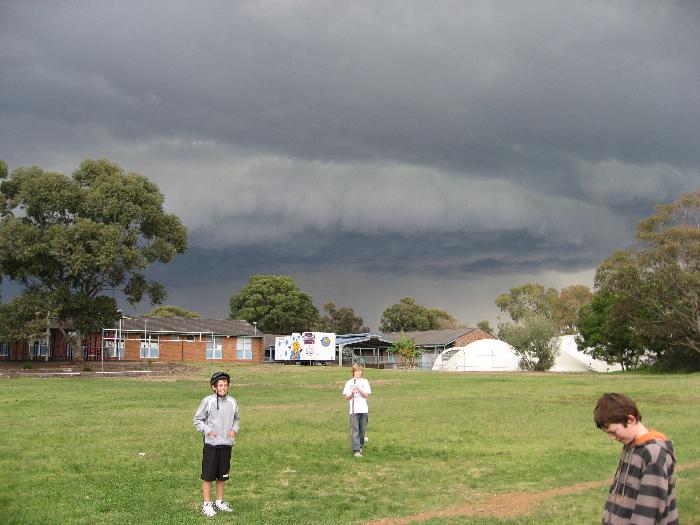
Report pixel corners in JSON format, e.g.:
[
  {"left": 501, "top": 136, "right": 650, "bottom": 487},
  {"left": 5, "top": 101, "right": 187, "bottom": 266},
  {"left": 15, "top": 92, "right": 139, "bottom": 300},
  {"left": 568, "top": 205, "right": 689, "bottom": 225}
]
[
  {"left": 551, "top": 335, "right": 622, "bottom": 372},
  {"left": 432, "top": 339, "right": 520, "bottom": 372}
]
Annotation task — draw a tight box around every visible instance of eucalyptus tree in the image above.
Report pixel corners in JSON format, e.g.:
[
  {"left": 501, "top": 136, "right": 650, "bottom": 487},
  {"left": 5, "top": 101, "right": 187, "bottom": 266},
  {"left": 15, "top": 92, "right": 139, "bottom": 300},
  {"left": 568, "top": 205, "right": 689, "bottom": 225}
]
[{"left": 0, "top": 159, "right": 187, "bottom": 361}]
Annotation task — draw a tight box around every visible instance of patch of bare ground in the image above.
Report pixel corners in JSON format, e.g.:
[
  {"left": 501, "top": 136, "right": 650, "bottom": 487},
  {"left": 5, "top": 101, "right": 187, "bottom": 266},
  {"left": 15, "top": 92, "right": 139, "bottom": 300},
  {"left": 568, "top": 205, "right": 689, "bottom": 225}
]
[
  {"left": 0, "top": 360, "right": 190, "bottom": 378},
  {"left": 364, "top": 460, "right": 700, "bottom": 525}
]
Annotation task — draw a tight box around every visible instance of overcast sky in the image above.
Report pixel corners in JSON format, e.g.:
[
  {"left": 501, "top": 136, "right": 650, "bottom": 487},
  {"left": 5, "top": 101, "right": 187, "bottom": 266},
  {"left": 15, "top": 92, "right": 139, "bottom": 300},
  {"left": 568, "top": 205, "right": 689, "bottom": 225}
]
[{"left": 2, "top": 1, "right": 699, "bottom": 330}]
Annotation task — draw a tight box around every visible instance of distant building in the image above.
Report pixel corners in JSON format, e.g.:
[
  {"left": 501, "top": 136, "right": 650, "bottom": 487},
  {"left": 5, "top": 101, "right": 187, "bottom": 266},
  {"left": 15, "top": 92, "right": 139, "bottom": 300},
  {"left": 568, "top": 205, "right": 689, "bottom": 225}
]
[
  {"left": 0, "top": 316, "right": 264, "bottom": 363},
  {"left": 336, "top": 328, "right": 495, "bottom": 368},
  {"left": 104, "top": 316, "right": 264, "bottom": 363}
]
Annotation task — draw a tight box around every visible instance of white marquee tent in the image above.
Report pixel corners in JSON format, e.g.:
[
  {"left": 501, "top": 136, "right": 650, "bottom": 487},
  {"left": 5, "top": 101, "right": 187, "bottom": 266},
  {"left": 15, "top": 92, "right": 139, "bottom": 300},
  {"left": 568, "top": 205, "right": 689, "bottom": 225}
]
[
  {"left": 551, "top": 335, "right": 622, "bottom": 372},
  {"left": 432, "top": 335, "right": 623, "bottom": 373},
  {"left": 432, "top": 339, "right": 520, "bottom": 371}
]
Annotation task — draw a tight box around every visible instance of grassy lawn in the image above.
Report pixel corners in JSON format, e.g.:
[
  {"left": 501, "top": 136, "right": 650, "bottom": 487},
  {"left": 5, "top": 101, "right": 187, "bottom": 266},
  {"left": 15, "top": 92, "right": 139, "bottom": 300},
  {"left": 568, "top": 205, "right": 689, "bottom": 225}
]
[{"left": 1, "top": 365, "right": 698, "bottom": 524}]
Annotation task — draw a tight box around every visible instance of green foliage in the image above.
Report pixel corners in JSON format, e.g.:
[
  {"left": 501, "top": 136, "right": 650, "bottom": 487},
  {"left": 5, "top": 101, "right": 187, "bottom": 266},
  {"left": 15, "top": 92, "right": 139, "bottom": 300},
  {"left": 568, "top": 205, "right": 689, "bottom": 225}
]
[
  {"left": 499, "top": 315, "right": 560, "bottom": 371},
  {"left": 229, "top": 274, "right": 319, "bottom": 334},
  {"left": 146, "top": 305, "right": 201, "bottom": 318},
  {"left": 496, "top": 283, "right": 592, "bottom": 335},
  {"left": 428, "top": 308, "right": 460, "bottom": 329},
  {"left": 576, "top": 288, "right": 645, "bottom": 370},
  {"left": 316, "top": 302, "right": 366, "bottom": 334},
  {"left": 379, "top": 297, "right": 458, "bottom": 332},
  {"left": 581, "top": 191, "right": 700, "bottom": 371},
  {"left": 391, "top": 334, "right": 422, "bottom": 368},
  {"left": 0, "top": 292, "right": 47, "bottom": 342},
  {"left": 476, "top": 320, "right": 494, "bottom": 334},
  {"left": 496, "top": 283, "right": 554, "bottom": 323},
  {"left": 0, "top": 159, "right": 188, "bottom": 359}
]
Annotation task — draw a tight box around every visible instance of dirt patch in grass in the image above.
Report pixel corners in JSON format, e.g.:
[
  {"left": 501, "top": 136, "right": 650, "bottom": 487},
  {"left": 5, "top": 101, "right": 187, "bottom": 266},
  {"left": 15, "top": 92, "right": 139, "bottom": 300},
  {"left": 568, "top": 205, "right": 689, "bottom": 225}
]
[
  {"left": 364, "top": 460, "right": 700, "bottom": 524},
  {"left": 0, "top": 360, "right": 190, "bottom": 378}
]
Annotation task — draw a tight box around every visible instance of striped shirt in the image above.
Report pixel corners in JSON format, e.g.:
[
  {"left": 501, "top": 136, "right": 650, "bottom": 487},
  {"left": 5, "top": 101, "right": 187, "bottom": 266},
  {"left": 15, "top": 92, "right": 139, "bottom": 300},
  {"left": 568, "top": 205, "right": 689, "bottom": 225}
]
[{"left": 603, "top": 430, "right": 678, "bottom": 525}]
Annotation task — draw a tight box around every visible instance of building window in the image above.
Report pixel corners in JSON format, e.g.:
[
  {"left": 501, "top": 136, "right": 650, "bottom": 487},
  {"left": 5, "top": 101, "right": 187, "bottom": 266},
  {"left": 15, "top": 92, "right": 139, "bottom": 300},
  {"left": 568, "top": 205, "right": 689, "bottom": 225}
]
[
  {"left": 104, "top": 340, "right": 125, "bottom": 358},
  {"left": 32, "top": 337, "right": 49, "bottom": 358},
  {"left": 236, "top": 337, "right": 253, "bottom": 360},
  {"left": 169, "top": 334, "right": 181, "bottom": 341},
  {"left": 206, "top": 336, "right": 223, "bottom": 360},
  {"left": 140, "top": 336, "right": 159, "bottom": 359},
  {"left": 187, "top": 334, "right": 196, "bottom": 342}
]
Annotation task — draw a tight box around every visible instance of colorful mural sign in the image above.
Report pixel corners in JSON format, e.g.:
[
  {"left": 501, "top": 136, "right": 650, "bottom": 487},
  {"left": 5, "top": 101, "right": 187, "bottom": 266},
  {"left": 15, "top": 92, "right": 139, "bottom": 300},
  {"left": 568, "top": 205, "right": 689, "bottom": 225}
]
[{"left": 275, "top": 332, "right": 336, "bottom": 361}]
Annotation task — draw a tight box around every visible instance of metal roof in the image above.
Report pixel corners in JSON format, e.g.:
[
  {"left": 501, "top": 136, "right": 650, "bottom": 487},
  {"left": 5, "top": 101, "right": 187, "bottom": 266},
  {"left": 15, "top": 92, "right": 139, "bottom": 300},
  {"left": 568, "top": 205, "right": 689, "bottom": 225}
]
[
  {"left": 381, "top": 328, "right": 480, "bottom": 346},
  {"left": 335, "top": 333, "right": 394, "bottom": 347},
  {"left": 117, "top": 316, "right": 260, "bottom": 337}
]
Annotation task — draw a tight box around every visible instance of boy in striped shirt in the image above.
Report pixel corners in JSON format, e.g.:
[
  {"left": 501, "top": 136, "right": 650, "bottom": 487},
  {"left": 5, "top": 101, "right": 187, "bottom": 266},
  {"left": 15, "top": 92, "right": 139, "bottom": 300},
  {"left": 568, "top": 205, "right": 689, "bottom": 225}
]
[{"left": 594, "top": 393, "right": 678, "bottom": 525}]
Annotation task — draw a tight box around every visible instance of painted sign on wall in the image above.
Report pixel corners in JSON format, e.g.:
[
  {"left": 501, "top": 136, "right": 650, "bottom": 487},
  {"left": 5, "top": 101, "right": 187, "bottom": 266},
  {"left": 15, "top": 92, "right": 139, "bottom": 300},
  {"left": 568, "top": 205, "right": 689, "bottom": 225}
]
[{"left": 275, "top": 332, "right": 336, "bottom": 361}]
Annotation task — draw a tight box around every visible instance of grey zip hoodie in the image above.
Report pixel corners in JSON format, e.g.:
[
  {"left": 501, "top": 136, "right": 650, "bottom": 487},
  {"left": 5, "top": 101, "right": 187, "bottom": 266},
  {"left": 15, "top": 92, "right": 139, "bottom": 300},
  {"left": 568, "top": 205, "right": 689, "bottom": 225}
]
[{"left": 193, "top": 394, "right": 240, "bottom": 447}]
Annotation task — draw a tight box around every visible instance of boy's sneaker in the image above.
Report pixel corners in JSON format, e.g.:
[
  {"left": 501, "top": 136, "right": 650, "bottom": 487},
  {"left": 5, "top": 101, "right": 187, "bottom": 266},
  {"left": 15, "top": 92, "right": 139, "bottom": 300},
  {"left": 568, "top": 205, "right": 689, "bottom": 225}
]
[
  {"left": 202, "top": 502, "right": 217, "bottom": 517},
  {"left": 354, "top": 451, "right": 363, "bottom": 457},
  {"left": 215, "top": 501, "right": 233, "bottom": 512}
]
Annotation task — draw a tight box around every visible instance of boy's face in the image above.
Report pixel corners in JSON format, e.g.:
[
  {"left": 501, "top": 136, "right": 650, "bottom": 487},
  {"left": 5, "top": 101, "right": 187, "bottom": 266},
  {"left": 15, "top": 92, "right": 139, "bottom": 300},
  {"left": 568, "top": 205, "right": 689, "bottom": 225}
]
[
  {"left": 601, "top": 417, "right": 637, "bottom": 445},
  {"left": 352, "top": 369, "right": 363, "bottom": 379},
  {"left": 212, "top": 379, "right": 229, "bottom": 396}
]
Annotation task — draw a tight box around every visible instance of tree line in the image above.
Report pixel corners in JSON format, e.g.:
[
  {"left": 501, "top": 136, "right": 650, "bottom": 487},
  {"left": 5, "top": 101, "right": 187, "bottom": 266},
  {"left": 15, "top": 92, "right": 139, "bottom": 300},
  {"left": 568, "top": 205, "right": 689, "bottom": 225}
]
[
  {"left": 0, "top": 159, "right": 481, "bottom": 363},
  {"left": 2, "top": 158, "right": 698, "bottom": 371},
  {"left": 495, "top": 192, "right": 700, "bottom": 372}
]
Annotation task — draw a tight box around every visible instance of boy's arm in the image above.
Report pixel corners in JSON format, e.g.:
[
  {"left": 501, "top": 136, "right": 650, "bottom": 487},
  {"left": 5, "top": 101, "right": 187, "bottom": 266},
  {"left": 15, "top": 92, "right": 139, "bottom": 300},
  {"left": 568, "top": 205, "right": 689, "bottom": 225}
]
[
  {"left": 630, "top": 447, "right": 673, "bottom": 524},
  {"left": 193, "top": 398, "right": 212, "bottom": 434},
  {"left": 230, "top": 404, "right": 240, "bottom": 435},
  {"left": 342, "top": 381, "right": 353, "bottom": 400},
  {"left": 362, "top": 380, "right": 371, "bottom": 396}
]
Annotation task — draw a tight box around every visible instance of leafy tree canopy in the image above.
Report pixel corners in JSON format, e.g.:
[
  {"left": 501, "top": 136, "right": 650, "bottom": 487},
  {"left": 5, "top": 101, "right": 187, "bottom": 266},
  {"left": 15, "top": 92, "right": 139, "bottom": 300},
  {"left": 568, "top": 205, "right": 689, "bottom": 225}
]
[
  {"left": 576, "top": 289, "right": 645, "bottom": 370},
  {"left": 0, "top": 159, "right": 187, "bottom": 359},
  {"left": 496, "top": 283, "right": 555, "bottom": 323},
  {"left": 499, "top": 315, "right": 560, "bottom": 371},
  {"left": 146, "top": 305, "right": 201, "bottom": 318},
  {"left": 379, "top": 297, "right": 458, "bottom": 332},
  {"left": 0, "top": 291, "right": 47, "bottom": 342},
  {"left": 428, "top": 308, "right": 460, "bottom": 329},
  {"left": 229, "top": 274, "right": 319, "bottom": 334},
  {"left": 317, "top": 302, "right": 367, "bottom": 334},
  {"left": 578, "top": 190, "right": 700, "bottom": 371},
  {"left": 391, "top": 334, "right": 422, "bottom": 369},
  {"left": 496, "top": 282, "right": 592, "bottom": 334},
  {"left": 476, "top": 320, "right": 494, "bottom": 334}
]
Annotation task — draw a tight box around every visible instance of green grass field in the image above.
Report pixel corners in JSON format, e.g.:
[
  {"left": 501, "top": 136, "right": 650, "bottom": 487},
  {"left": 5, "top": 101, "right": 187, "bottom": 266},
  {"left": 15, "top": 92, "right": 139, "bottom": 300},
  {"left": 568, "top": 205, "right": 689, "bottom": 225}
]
[{"left": 1, "top": 365, "right": 698, "bottom": 524}]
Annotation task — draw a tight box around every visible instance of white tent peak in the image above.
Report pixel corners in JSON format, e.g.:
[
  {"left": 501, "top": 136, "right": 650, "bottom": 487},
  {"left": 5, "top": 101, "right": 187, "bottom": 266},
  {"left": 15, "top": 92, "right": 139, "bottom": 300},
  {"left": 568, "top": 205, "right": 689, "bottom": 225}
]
[
  {"left": 432, "top": 339, "right": 519, "bottom": 372},
  {"left": 551, "top": 335, "right": 622, "bottom": 373}
]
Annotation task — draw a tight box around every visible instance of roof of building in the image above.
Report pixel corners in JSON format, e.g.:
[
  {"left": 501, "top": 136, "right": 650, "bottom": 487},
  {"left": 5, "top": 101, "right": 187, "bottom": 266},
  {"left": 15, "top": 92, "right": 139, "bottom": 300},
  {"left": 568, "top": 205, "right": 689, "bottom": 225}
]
[
  {"left": 382, "top": 328, "right": 482, "bottom": 346},
  {"left": 118, "top": 316, "right": 261, "bottom": 337},
  {"left": 336, "top": 333, "right": 395, "bottom": 347}
]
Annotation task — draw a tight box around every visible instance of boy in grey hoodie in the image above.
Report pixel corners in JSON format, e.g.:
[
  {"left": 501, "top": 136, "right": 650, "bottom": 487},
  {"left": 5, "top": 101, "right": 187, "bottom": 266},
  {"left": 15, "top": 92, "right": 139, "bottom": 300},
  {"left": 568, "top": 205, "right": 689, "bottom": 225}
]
[{"left": 193, "top": 371, "right": 240, "bottom": 517}]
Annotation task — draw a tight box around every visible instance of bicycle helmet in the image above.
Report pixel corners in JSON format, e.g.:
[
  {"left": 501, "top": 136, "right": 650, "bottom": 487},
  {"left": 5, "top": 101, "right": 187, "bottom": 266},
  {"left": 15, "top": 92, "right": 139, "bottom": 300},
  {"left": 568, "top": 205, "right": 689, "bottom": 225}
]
[{"left": 210, "top": 371, "right": 231, "bottom": 385}]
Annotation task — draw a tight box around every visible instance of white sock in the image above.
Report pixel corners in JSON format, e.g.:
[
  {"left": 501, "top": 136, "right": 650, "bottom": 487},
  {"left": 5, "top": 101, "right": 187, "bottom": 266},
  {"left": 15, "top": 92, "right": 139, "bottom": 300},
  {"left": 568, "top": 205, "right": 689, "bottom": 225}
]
[{"left": 215, "top": 500, "right": 223, "bottom": 505}]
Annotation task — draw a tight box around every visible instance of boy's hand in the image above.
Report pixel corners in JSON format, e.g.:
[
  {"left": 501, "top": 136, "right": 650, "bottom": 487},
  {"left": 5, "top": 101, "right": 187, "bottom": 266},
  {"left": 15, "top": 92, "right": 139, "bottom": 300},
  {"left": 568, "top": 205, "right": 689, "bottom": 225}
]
[
  {"left": 208, "top": 431, "right": 218, "bottom": 437},
  {"left": 228, "top": 430, "right": 237, "bottom": 438}
]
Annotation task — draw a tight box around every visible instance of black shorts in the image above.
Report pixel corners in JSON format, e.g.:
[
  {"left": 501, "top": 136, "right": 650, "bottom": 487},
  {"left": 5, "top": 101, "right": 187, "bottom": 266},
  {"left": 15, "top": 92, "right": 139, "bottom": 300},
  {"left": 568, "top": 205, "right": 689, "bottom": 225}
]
[{"left": 201, "top": 444, "right": 232, "bottom": 482}]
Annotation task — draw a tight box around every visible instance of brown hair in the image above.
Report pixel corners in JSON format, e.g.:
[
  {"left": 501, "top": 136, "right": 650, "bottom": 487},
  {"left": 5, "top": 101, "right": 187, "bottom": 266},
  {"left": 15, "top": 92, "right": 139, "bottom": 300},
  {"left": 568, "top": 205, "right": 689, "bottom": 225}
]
[
  {"left": 593, "top": 393, "right": 642, "bottom": 429},
  {"left": 351, "top": 364, "right": 364, "bottom": 376}
]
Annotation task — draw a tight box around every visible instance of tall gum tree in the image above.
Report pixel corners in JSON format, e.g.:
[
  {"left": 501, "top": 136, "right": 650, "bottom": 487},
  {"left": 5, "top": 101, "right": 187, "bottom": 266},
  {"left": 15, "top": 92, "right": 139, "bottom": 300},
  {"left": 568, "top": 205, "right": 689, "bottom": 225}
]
[{"left": 0, "top": 159, "right": 187, "bottom": 362}]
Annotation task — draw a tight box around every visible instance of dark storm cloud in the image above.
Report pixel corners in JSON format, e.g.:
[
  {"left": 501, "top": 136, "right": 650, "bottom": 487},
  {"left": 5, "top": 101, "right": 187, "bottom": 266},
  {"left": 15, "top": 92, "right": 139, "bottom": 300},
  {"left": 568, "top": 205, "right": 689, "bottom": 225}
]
[{"left": 2, "top": 1, "right": 700, "bottom": 324}]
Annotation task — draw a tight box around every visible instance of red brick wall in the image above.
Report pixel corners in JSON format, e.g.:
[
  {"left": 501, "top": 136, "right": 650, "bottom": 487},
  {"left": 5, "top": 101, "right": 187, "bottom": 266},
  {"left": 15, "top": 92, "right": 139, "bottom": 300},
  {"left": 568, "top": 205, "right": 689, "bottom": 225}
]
[
  {"left": 122, "top": 335, "right": 264, "bottom": 363},
  {"left": 453, "top": 329, "right": 496, "bottom": 347}
]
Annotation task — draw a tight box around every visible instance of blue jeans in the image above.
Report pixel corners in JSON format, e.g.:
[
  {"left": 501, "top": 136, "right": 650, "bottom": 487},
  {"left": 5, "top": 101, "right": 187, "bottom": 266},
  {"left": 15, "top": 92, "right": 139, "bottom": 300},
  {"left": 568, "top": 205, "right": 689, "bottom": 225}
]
[{"left": 350, "top": 413, "right": 368, "bottom": 452}]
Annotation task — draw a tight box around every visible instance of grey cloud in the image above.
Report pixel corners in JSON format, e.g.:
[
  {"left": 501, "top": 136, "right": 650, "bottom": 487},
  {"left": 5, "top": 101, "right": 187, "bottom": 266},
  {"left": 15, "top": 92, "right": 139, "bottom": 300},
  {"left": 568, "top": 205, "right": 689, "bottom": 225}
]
[
  {"left": 2, "top": 1, "right": 700, "bottom": 326},
  {"left": 3, "top": 2, "right": 699, "bottom": 181}
]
